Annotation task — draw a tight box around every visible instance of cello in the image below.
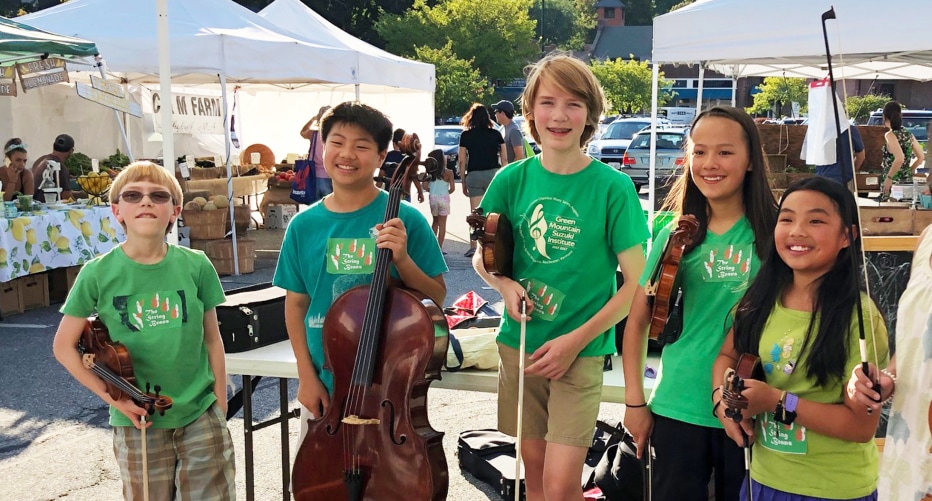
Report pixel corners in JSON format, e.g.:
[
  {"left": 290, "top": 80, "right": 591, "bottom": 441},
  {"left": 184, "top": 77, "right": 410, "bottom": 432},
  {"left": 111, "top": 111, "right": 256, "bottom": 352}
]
[
  {"left": 291, "top": 155, "right": 450, "bottom": 501},
  {"left": 644, "top": 214, "right": 699, "bottom": 344}
]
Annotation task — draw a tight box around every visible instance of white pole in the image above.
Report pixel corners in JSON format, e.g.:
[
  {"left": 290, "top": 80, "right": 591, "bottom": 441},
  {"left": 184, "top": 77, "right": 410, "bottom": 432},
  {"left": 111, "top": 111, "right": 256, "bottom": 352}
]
[
  {"left": 696, "top": 66, "right": 705, "bottom": 115},
  {"left": 220, "top": 73, "right": 239, "bottom": 275},
  {"left": 731, "top": 66, "right": 738, "bottom": 107},
  {"left": 156, "top": 0, "right": 177, "bottom": 245},
  {"left": 648, "top": 63, "right": 660, "bottom": 253}
]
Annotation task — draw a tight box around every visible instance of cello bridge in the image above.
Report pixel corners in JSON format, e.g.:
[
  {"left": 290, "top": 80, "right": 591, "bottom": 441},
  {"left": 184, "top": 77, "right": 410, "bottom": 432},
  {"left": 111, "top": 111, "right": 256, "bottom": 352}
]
[{"left": 342, "top": 415, "right": 380, "bottom": 426}]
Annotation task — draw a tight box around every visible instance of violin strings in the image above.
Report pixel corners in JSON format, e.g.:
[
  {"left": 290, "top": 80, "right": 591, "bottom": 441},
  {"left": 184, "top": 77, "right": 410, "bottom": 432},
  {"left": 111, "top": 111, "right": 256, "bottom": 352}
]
[{"left": 343, "top": 160, "right": 408, "bottom": 476}]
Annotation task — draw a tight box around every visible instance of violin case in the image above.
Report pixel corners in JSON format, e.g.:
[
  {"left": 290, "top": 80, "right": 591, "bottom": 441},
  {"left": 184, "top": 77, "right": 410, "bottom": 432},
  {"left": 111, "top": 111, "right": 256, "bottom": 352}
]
[
  {"left": 457, "top": 429, "right": 525, "bottom": 500},
  {"left": 216, "top": 282, "right": 288, "bottom": 353}
]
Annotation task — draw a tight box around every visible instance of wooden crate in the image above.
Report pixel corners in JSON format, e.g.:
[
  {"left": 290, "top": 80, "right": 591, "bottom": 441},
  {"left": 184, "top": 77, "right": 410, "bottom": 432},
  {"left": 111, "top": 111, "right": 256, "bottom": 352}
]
[
  {"left": 766, "top": 154, "right": 787, "bottom": 172},
  {"left": 205, "top": 238, "right": 256, "bottom": 275},
  {"left": 19, "top": 273, "right": 49, "bottom": 310},
  {"left": 859, "top": 206, "right": 914, "bottom": 236},
  {"left": 182, "top": 209, "right": 228, "bottom": 240},
  {"left": 0, "top": 279, "right": 23, "bottom": 316},
  {"left": 855, "top": 173, "right": 881, "bottom": 194},
  {"left": 913, "top": 209, "right": 932, "bottom": 235}
]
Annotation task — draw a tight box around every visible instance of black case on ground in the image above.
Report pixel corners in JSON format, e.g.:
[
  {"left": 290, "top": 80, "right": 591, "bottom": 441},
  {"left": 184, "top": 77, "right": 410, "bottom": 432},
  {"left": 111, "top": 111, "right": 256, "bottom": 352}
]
[
  {"left": 216, "top": 282, "right": 287, "bottom": 353},
  {"left": 457, "top": 429, "right": 525, "bottom": 500}
]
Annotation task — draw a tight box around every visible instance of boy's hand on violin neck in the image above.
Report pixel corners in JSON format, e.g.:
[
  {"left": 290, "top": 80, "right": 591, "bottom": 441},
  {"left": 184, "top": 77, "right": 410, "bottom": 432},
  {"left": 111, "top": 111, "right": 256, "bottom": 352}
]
[{"left": 113, "top": 399, "right": 154, "bottom": 430}]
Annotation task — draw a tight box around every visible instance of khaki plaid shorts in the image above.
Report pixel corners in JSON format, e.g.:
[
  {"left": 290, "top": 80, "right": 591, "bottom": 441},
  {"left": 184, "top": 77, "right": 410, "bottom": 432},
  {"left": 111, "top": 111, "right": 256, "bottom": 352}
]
[{"left": 112, "top": 402, "right": 235, "bottom": 501}]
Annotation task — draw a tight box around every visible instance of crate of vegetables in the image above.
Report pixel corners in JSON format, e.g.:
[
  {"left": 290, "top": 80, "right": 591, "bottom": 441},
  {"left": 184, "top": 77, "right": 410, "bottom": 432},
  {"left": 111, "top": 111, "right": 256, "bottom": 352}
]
[{"left": 269, "top": 170, "right": 295, "bottom": 189}]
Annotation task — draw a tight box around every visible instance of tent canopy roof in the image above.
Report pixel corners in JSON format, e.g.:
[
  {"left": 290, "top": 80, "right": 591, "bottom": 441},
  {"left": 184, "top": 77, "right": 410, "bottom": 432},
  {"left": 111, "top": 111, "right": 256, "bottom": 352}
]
[
  {"left": 258, "top": 0, "right": 433, "bottom": 91},
  {"left": 18, "top": 0, "right": 360, "bottom": 85},
  {"left": 0, "top": 15, "right": 98, "bottom": 63},
  {"left": 653, "top": 0, "right": 932, "bottom": 81}
]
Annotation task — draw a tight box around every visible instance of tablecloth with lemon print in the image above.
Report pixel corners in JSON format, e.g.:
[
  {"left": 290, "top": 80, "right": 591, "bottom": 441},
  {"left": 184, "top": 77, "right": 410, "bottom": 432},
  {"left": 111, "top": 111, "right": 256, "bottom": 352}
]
[{"left": 0, "top": 206, "right": 125, "bottom": 282}]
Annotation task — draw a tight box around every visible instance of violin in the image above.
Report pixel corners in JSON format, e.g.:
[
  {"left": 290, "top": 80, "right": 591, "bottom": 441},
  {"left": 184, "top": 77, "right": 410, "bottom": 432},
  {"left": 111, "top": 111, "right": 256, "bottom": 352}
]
[
  {"left": 645, "top": 214, "right": 699, "bottom": 342},
  {"left": 78, "top": 316, "right": 172, "bottom": 415},
  {"left": 292, "top": 154, "right": 449, "bottom": 501},
  {"left": 721, "top": 353, "right": 763, "bottom": 423},
  {"left": 466, "top": 208, "right": 514, "bottom": 277}
]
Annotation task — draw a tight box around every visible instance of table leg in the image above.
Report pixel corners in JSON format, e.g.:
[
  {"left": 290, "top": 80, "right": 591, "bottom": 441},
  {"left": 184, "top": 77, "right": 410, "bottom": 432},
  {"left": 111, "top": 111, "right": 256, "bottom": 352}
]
[
  {"left": 242, "top": 374, "right": 255, "bottom": 501},
  {"left": 280, "top": 378, "right": 290, "bottom": 501}
]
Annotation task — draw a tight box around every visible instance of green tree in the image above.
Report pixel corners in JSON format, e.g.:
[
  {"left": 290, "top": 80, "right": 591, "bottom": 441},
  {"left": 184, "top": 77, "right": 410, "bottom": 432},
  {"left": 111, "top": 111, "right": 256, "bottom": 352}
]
[
  {"left": 846, "top": 93, "right": 889, "bottom": 123},
  {"left": 415, "top": 43, "right": 494, "bottom": 118},
  {"left": 530, "top": 0, "right": 577, "bottom": 49},
  {"left": 590, "top": 57, "right": 672, "bottom": 114},
  {"left": 377, "top": 0, "right": 539, "bottom": 82},
  {"left": 623, "top": 0, "right": 653, "bottom": 25},
  {"left": 745, "top": 76, "right": 809, "bottom": 117},
  {"left": 666, "top": 0, "right": 697, "bottom": 13}
]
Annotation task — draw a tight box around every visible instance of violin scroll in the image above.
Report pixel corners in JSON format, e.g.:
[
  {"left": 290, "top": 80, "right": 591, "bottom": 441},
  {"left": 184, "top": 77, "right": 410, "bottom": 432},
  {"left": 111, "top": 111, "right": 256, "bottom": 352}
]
[{"left": 722, "top": 353, "right": 762, "bottom": 423}]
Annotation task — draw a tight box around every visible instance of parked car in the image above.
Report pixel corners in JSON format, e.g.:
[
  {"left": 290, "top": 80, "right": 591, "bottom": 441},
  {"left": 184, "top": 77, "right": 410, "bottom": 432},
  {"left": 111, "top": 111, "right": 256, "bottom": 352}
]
[
  {"left": 434, "top": 125, "right": 463, "bottom": 178},
  {"left": 587, "top": 117, "right": 670, "bottom": 167},
  {"left": 620, "top": 128, "right": 689, "bottom": 191},
  {"left": 867, "top": 108, "right": 932, "bottom": 151}
]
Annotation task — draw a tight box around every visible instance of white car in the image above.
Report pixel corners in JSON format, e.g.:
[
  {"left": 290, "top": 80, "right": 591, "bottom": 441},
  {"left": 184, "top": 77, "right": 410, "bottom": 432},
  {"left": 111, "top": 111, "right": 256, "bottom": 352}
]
[{"left": 587, "top": 117, "right": 670, "bottom": 169}]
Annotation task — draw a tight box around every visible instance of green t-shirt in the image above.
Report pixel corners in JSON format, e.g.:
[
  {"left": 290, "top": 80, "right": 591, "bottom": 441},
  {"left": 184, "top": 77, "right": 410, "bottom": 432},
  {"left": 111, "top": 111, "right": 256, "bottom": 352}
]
[
  {"left": 751, "top": 296, "right": 888, "bottom": 499},
  {"left": 61, "top": 245, "right": 227, "bottom": 429},
  {"left": 479, "top": 156, "right": 648, "bottom": 355},
  {"left": 642, "top": 216, "right": 758, "bottom": 428},
  {"left": 273, "top": 191, "right": 448, "bottom": 393}
]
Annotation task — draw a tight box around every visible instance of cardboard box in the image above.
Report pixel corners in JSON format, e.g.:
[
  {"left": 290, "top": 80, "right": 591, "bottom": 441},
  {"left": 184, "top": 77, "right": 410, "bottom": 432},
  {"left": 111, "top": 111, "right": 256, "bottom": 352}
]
[
  {"left": 19, "top": 273, "right": 49, "bottom": 310},
  {"left": 206, "top": 238, "right": 256, "bottom": 276},
  {"left": 0, "top": 279, "right": 23, "bottom": 316},
  {"left": 265, "top": 204, "right": 296, "bottom": 230},
  {"left": 49, "top": 265, "right": 84, "bottom": 303},
  {"left": 860, "top": 205, "right": 914, "bottom": 236}
]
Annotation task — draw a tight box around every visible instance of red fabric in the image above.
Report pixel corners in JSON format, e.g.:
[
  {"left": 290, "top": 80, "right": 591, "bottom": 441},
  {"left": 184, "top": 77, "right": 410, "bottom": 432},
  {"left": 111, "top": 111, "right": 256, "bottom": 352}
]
[{"left": 444, "top": 291, "right": 488, "bottom": 329}]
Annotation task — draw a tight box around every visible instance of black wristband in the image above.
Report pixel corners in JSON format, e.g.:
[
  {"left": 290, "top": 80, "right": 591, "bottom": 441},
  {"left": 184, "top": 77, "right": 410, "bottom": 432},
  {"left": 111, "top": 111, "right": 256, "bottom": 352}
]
[
  {"left": 626, "top": 402, "right": 648, "bottom": 408},
  {"left": 712, "top": 399, "right": 722, "bottom": 419}
]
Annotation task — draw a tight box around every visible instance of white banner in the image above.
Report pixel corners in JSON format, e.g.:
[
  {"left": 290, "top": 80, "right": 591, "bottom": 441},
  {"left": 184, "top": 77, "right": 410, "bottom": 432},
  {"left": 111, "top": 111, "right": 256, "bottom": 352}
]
[{"left": 142, "top": 87, "right": 224, "bottom": 135}]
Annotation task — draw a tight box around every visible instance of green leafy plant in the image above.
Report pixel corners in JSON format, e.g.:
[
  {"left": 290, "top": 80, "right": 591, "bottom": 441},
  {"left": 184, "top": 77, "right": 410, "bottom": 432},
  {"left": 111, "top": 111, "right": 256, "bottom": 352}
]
[
  {"left": 100, "top": 149, "right": 130, "bottom": 170},
  {"left": 65, "top": 152, "right": 92, "bottom": 177}
]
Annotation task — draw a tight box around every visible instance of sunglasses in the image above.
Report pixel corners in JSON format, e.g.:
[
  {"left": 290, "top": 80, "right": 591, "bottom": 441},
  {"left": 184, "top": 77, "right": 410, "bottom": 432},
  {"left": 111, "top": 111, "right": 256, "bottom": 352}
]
[{"left": 118, "top": 190, "right": 173, "bottom": 204}]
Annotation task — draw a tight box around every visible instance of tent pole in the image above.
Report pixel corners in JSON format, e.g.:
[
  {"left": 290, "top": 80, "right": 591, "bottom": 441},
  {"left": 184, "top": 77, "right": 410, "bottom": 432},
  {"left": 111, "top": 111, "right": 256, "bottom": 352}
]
[
  {"left": 648, "top": 62, "right": 659, "bottom": 253},
  {"left": 156, "top": 0, "right": 176, "bottom": 244},
  {"left": 94, "top": 57, "right": 134, "bottom": 162},
  {"left": 731, "top": 67, "right": 737, "bottom": 107},
  {"left": 220, "top": 73, "right": 239, "bottom": 276},
  {"left": 696, "top": 66, "right": 705, "bottom": 114}
]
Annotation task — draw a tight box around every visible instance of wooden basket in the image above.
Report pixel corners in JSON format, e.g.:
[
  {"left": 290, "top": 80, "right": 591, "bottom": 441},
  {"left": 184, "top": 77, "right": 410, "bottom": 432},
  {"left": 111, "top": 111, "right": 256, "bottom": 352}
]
[
  {"left": 859, "top": 206, "right": 914, "bottom": 236},
  {"left": 182, "top": 209, "right": 228, "bottom": 240},
  {"left": 205, "top": 238, "right": 256, "bottom": 275}
]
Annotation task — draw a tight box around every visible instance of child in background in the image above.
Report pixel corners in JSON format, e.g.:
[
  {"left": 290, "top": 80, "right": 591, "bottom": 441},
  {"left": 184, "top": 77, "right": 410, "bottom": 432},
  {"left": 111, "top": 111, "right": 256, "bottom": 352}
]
[
  {"left": 713, "top": 176, "right": 888, "bottom": 501},
  {"left": 473, "top": 52, "right": 648, "bottom": 501},
  {"left": 53, "top": 161, "right": 234, "bottom": 501},
  {"left": 420, "top": 148, "right": 455, "bottom": 253},
  {"left": 622, "top": 106, "right": 778, "bottom": 501}
]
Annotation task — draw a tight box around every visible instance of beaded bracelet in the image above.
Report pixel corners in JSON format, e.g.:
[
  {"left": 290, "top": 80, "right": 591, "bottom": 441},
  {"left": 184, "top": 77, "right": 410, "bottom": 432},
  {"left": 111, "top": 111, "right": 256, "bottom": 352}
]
[{"left": 880, "top": 368, "right": 897, "bottom": 405}]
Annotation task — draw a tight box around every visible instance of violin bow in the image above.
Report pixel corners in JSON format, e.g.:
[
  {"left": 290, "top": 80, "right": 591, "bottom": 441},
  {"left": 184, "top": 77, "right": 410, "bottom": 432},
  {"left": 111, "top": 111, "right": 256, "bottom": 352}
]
[
  {"left": 821, "top": 7, "right": 883, "bottom": 410},
  {"left": 141, "top": 415, "right": 149, "bottom": 501},
  {"left": 514, "top": 292, "right": 527, "bottom": 501}
]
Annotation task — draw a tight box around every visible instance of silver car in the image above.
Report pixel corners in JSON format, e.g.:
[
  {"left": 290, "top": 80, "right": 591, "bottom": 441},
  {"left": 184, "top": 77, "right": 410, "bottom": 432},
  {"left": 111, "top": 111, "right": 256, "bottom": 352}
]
[{"left": 621, "top": 128, "right": 688, "bottom": 191}]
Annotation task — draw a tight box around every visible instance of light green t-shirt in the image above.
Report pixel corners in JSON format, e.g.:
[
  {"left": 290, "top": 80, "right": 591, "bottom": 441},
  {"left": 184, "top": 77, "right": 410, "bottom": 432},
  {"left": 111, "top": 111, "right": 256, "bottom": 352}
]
[
  {"left": 62, "top": 245, "right": 227, "bottom": 429},
  {"left": 273, "top": 191, "right": 448, "bottom": 393},
  {"left": 480, "top": 156, "right": 648, "bottom": 355},
  {"left": 751, "top": 296, "right": 888, "bottom": 499},
  {"left": 642, "top": 216, "right": 758, "bottom": 428}
]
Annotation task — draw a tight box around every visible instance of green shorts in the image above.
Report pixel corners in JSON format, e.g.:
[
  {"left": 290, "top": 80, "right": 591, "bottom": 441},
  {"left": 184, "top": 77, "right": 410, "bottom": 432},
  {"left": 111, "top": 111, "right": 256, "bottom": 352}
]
[{"left": 497, "top": 343, "right": 604, "bottom": 448}]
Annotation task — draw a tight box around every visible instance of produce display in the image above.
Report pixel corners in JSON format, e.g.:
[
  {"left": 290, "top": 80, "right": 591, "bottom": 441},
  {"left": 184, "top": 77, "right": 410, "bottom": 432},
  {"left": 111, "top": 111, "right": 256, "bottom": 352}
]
[{"left": 75, "top": 172, "right": 112, "bottom": 205}]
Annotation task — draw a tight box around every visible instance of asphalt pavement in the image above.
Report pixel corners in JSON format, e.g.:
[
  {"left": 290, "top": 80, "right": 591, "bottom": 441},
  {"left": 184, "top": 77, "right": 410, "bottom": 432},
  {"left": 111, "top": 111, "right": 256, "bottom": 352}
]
[{"left": 0, "top": 183, "right": 627, "bottom": 501}]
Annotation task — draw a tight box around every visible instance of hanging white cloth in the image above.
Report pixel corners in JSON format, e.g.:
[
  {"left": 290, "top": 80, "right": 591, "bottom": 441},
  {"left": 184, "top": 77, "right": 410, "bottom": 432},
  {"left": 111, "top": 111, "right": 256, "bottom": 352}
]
[{"left": 801, "top": 78, "right": 849, "bottom": 165}]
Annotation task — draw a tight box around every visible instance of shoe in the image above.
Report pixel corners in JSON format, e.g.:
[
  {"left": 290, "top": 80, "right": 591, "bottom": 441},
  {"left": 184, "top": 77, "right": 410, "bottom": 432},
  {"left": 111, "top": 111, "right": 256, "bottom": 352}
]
[
  {"left": 442, "top": 250, "right": 448, "bottom": 255},
  {"left": 464, "top": 248, "right": 475, "bottom": 257}
]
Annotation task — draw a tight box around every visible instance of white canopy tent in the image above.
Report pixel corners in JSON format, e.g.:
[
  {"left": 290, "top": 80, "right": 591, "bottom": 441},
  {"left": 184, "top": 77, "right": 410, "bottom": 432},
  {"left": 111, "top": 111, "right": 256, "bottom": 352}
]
[
  {"left": 643, "top": 0, "right": 932, "bottom": 228},
  {"left": 16, "top": 0, "right": 434, "bottom": 273},
  {"left": 17, "top": 0, "right": 436, "bottom": 160}
]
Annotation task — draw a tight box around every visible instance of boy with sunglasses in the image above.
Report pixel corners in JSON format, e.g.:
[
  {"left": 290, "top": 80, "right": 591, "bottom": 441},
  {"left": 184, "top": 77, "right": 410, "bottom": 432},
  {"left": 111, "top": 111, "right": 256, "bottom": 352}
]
[{"left": 53, "top": 161, "right": 235, "bottom": 501}]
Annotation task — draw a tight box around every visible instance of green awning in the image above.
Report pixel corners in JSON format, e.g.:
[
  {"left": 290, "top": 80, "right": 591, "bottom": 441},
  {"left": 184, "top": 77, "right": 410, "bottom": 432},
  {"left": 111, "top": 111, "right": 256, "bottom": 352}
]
[{"left": 0, "top": 15, "right": 97, "bottom": 61}]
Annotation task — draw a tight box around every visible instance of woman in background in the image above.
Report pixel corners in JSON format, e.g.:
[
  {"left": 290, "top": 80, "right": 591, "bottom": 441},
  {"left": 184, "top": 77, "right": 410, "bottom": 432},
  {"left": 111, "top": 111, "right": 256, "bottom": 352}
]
[
  {"left": 459, "top": 103, "right": 505, "bottom": 257},
  {"left": 1, "top": 138, "right": 35, "bottom": 201},
  {"left": 880, "top": 101, "right": 924, "bottom": 200}
]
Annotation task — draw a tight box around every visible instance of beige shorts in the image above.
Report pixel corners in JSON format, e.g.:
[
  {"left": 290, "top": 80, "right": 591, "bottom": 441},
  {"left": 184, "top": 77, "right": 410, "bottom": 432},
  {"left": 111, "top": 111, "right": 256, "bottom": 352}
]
[{"left": 497, "top": 343, "right": 604, "bottom": 448}]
